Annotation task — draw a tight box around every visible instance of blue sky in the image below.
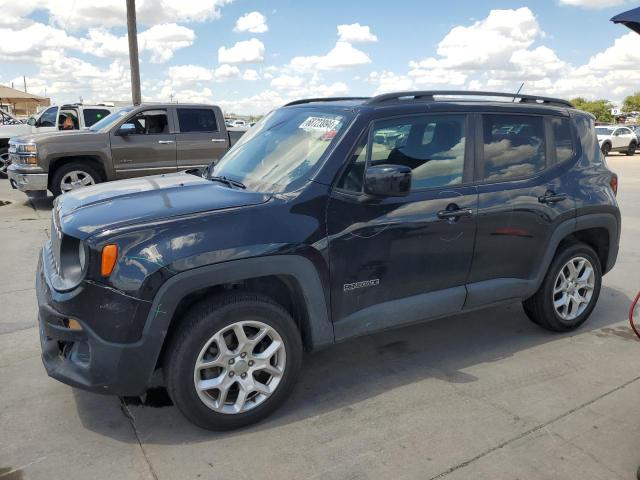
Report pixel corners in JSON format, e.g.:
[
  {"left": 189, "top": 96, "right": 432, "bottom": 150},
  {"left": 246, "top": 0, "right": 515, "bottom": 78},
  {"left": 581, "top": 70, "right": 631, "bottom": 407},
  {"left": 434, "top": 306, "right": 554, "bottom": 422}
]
[{"left": 1, "top": 0, "right": 639, "bottom": 114}]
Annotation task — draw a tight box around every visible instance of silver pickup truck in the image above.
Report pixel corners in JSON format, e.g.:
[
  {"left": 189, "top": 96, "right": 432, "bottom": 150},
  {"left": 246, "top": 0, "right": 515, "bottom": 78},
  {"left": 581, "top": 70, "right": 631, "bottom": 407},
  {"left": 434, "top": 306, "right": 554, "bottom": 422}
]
[{"left": 8, "top": 103, "right": 245, "bottom": 197}]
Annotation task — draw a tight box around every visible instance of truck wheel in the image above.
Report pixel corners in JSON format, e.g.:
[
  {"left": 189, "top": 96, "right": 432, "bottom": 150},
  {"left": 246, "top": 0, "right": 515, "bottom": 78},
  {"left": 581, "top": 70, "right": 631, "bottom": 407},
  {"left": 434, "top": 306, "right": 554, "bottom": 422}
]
[
  {"left": 626, "top": 141, "right": 637, "bottom": 156},
  {"left": 165, "top": 292, "right": 303, "bottom": 430},
  {"left": 601, "top": 143, "right": 611, "bottom": 156},
  {"left": 523, "top": 243, "right": 602, "bottom": 332},
  {"left": 0, "top": 151, "right": 8, "bottom": 178},
  {"left": 50, "top": 163, "right": 101, "bottom": 197}
]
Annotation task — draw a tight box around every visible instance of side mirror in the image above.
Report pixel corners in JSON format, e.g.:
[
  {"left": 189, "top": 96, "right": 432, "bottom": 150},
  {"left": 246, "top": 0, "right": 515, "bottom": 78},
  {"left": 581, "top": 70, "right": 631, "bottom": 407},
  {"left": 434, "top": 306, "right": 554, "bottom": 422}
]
[
  {"left": 27, "top": 117, "right": 35, "bottom": 126},
  {"left": 117, "top": 123, "right": 136, "bottom": 136},
  {"left": 364, "top": 164, "right": 411, "bottom": 197}
]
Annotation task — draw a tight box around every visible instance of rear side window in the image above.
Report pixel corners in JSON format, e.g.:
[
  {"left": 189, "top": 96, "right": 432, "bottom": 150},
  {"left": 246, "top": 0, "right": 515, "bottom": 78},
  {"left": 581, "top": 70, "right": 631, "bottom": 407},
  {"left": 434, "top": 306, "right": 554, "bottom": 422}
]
[
  {"left": 83, "top": 109, "right": 111, "bottom": 127},
  {"left": 551, "top": 117, "right": 573, "bottom": 163},
  {"left": 177, "top": 108, "right": 218, "bottom": 133},
  {"left": 482, "top": 114, "right": 546, "bottom": 181}
]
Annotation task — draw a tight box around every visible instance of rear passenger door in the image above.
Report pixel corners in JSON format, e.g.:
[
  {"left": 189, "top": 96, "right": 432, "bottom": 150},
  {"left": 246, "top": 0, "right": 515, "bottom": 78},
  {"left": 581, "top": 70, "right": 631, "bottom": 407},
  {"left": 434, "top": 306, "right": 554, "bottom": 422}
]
[
  {"left": 110, "top": 108, "right": 177, "bottom": 179},
  {"left": 174, "top": 107, "right": 229, "bottom": 170},
  {"left": 466, "top": 113, "right": 576, "bottom": 308}
]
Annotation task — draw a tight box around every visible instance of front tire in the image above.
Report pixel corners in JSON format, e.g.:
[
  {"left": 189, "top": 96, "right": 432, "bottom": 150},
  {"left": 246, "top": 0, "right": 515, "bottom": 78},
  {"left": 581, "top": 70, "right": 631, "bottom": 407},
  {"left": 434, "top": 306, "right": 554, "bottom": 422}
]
[
  {"left": 165, "top": 292, "right": 303, "bottom": 430},
  {"left": 523, "top": 243, "right": 602, "bottom": 332},
  {"left": 49, "top": 162, "right": 101, "bottom": 197},
  {"left": 0, "top": 151, "right": 9, "bottom": 178},
  {"left": 601, "top": 142, "right": 611, "bottom": 156}
]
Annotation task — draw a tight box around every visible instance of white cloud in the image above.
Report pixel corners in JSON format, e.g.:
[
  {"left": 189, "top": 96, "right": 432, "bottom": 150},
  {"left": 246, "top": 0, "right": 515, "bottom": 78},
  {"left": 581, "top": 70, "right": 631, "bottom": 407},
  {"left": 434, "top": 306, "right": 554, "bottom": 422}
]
[
  {"left": 558, "top": 0, "right": 628, "bottom": 9},
  {"left": 271, "top": 75, "right": 305, "bottom": 90},
  {"left": 138, "top": 24, "right": 195, "bottom": 63},
  {"left": 367, "top": 71, "right": 413, "bottom": 94},
  {"left": 337, "top": 23, "right": 378, "bottom": 43},
  {"left": 290, "top": 41, "right": 371, "bottom": 71},
  {"left": 218, "top": 38, "right": 265, "bottom": 63},
  {"left": 213, "top": 64, "right": 241, "bottom": 80},
  {"left": 242, "top": 69, "right": 260, "bottom": 81},
  {"left": 0, "top": 23, "right": 80, "bottom": 61},
  {"left": 234, "top": 12, "right": 268, "bottom": 33}
]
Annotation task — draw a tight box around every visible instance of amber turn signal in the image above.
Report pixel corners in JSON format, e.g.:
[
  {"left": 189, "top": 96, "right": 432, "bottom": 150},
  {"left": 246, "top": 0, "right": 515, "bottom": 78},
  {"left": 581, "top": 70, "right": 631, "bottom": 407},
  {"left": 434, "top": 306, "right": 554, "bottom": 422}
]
[{"left": 101, "top": 244, "right": 118, "bottom": 277}]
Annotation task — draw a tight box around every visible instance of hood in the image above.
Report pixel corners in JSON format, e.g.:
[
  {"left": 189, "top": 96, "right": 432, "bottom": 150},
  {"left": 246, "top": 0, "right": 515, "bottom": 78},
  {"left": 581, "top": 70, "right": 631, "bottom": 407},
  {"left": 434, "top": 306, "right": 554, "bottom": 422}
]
[
  {"left": 12, "top": 129, "right": 95, "bottom": 144},
  {"left": 56, "top": 172, "right": 272, "bottom": 239}
]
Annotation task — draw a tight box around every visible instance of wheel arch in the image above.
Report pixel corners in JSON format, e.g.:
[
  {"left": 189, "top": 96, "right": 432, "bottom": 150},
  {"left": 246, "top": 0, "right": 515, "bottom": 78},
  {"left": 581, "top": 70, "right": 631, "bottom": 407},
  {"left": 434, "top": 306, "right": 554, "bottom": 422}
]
[
  {"left": 48, "top": 155, "right": 107, "bottom": 187},
  {"left": 145, "top": 255, "right": 334, "bottom": 372}
]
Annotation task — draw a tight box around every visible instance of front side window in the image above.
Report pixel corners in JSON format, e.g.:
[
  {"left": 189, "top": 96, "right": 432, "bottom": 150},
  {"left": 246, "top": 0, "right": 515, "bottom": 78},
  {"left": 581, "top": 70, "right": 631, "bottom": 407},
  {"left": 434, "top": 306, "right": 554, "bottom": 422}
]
[
  {"left": 596, "top": 127, "right": 614, "bottom": 135},
  {"left": 177, "top": 108, "right": 218, "bottom": 133},
  {"left": 38, "top": 107, "right": 58, "bottom": 127},
  {"left": 482, "top": 114, "right": 546, "bottom": 181},
  {"left": 213, "top": 107, "right": 352, "bottom": 193},
  {"left": 126, "top": 109, "right": 169, "bottom": 135},
  {"left": 90, "top": 107, "right": 130, "bottom": 132},
  {"left": 83, "top": 109, "right": 111, "bottom": 127},
  {"left": 551, "top": 117, "right": 573, "bottom": 163},
  {"left": 369, "top": 115, "right": 466, "bottom": 190}
]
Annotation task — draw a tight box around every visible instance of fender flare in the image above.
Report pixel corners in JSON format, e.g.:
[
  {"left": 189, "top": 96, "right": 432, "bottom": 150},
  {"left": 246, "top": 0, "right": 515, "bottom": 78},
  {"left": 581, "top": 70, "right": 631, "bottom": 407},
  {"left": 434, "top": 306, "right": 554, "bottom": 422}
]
[{"left": 135, "top": 255, "right": 334, "bottom": 386}]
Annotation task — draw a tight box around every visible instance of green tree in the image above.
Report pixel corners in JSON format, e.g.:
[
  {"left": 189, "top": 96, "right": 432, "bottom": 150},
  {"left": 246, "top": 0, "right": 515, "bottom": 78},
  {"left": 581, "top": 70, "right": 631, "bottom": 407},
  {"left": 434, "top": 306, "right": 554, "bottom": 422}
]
[
  {"left": 570, "top": 98, "right": 614, "bottom": 123},
  {"left": 622, "top": 92, "right": 640, "bottom": 113}
]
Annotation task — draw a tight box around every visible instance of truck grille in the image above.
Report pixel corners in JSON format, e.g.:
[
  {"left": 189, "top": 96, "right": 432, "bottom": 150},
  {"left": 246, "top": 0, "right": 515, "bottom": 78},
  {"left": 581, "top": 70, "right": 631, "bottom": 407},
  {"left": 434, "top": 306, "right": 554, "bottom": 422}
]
[{"left": 50, "top": 213, "right": 63, "bottom": 275}]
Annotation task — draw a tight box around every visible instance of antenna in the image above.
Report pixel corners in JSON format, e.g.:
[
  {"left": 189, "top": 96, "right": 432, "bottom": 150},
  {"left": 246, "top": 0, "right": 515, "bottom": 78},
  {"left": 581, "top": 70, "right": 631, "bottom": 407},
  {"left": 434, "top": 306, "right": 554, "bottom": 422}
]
[{"left": 512, "top": 82, "right": 525, "bottom": 102}]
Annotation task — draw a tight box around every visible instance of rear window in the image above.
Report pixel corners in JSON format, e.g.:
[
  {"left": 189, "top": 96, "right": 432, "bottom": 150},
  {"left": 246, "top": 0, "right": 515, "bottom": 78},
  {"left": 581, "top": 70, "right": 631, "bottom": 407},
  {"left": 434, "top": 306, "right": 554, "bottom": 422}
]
[
  {"left": 482, "top": 114, "right": 546, "bottom": 181},
  {"left": 83, "top": 109, "right": 111, "bottom": 127},
  {"left": 551, "top": 117, "right": 573, "bottom": 163},
  {"left": 177, "top": 108, "right": 218, "bottom": 133}
]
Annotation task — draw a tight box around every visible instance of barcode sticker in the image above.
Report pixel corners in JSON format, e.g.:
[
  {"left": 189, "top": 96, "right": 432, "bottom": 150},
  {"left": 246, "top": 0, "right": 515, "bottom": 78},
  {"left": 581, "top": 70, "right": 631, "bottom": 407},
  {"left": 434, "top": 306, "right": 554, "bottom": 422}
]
[{"left": 299, "top": 117, "right": 341, "bottom": 132}]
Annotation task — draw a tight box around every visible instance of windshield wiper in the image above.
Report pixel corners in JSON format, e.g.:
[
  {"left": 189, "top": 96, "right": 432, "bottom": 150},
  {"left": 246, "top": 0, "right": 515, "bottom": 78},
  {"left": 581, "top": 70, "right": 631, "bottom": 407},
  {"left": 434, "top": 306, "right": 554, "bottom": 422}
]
[{"left": 209, "top": 175, "right": 246, "bottom": 189}]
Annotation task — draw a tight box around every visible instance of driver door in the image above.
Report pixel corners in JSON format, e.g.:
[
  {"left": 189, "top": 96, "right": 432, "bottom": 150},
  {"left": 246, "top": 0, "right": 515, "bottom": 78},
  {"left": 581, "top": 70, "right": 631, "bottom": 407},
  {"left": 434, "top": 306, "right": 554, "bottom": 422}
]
[
  {"left": 327, "top": 114, "right": 478, "bottom": 341},
  {"left": 110, "top": 108, "right": 178, "bottom": 179}
]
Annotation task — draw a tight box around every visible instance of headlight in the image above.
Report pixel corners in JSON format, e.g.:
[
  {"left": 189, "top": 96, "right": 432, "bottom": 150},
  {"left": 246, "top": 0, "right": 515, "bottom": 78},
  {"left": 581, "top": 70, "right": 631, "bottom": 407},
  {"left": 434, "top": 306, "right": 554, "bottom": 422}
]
[
  {"left": 58, "top": 237, "right": 88, "bottom": 288},
  {"left": 15, "top": 143, "right": 37, "bottom": 155},
  {"left": 78, "top": 241, "right": 86, "bottom": 270}
]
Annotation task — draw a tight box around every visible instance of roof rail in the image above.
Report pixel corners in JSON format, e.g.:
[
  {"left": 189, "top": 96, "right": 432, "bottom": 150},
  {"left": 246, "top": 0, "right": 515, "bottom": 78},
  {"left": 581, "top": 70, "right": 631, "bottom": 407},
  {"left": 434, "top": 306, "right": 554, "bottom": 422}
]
[
  {"left": 284, "top": 97, "right": 370, "bottom": 107},
  {"left": 366, "top": 90, "right": 573, "bottom": 108}
]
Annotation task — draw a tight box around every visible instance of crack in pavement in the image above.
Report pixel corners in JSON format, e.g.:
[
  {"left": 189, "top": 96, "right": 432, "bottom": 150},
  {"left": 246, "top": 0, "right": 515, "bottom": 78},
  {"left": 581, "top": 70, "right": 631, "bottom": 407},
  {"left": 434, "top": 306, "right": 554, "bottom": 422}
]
[
  {"left": 428, "top": 374, "right": 640, "bottom": 479},
  {"left": 120, "top": 398, "right": 160, "bottom": 480}
]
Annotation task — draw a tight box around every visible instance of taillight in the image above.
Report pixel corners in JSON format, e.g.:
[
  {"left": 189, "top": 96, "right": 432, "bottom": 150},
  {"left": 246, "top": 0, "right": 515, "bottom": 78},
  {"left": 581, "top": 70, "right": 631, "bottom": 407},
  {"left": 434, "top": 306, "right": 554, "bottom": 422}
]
[{"left": 610, "top": 174, "right": 618, "bottom": 196}]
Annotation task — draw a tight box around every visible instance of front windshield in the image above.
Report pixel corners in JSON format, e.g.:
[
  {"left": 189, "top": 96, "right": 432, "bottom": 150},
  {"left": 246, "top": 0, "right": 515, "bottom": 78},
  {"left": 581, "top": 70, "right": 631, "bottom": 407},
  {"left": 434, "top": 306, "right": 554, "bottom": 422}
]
[
  {"left": 213, "top": 107, "right": 352, "bottom": 193},
  {"left": 89, "top": 107, "right": 132, "bottom": 132},
  {"left": 596, "top": 127, "right": 614, "bottom": 135}
]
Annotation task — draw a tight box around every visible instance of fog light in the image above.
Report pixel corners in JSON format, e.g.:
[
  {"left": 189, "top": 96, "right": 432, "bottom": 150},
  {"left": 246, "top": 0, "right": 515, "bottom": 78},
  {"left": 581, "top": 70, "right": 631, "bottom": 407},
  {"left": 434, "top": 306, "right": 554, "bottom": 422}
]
[{"left": 64, "top": 319, "right": 83, "bottom": 331}]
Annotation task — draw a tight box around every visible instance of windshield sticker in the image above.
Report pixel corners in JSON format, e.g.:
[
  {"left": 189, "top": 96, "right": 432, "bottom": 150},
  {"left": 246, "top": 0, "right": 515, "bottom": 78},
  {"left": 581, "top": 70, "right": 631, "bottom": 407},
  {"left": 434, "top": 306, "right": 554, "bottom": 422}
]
[{"left": 299, "top": 117, "right": 341, "bottom": 132}]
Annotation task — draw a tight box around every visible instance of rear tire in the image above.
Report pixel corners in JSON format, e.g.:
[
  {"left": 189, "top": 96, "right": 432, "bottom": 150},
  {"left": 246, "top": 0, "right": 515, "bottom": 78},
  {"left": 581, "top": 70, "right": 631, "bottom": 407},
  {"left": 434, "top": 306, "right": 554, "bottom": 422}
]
[
  {"left": 49, "top": 162, "right": 101, "bottom": 197},
  {"left": 626, "top": 141, "right": 636, "bottom": 156},
  {"left": 523, "top": 243, "right": 602, "bottom": 332},
  {"left": 165, "top": 292, "right": 303, "bottom": 430},
  {"left": 0, "top": 151, "right": 8, "bottom": 178},
  {"left": 601, "top": 142, "right": 611, "bottom": 156}
]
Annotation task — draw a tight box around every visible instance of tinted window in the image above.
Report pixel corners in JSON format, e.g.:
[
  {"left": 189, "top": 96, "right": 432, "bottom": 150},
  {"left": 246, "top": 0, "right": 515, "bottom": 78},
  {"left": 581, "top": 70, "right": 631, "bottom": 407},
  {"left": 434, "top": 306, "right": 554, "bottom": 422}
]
[
  {"left": 126, "top": 109, "right": 168, "bottom": 135},
  {"left": 38, "top": 107, "right": 58, "bottom": 127},
  {"left": 336, "top": 134, "right": 368, "bottom": 192},
  {"left": 551, "top": 117, "right": 573, "bottom": 163},
  {"left": 370, "top": 115, "right": 466, "bottom": 190},
  {"left": 177, "top": 108, "right": 218, "bottom": 133},
  {"left": 482, "top": 114, "right": 546, "bottom": 181},
  {"left": 83, "top": 109, "right": 111, "bottom": 127}
]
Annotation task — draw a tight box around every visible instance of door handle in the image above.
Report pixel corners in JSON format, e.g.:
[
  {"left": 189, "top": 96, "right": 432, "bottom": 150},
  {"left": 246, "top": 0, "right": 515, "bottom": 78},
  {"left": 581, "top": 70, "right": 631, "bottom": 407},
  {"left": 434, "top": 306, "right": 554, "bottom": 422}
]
[
  {"left": 538, "top": 191, "right": 567, "bottom": 204},
  {"left": 211, "top": 139, "right": 226, "bottom": 143},
  {"left": 158, "top": 140, "right": 175, "bottom": 144},
  {"left": 437, "top": 206, "right": 474, "bottom": 220}
]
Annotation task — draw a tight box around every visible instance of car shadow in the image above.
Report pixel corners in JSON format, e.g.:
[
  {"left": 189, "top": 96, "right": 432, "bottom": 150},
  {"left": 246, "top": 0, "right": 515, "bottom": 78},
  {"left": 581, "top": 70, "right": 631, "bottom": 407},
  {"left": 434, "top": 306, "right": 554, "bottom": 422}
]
[{"left": 72, "top": 284, "right": 634, "bottom": 444}]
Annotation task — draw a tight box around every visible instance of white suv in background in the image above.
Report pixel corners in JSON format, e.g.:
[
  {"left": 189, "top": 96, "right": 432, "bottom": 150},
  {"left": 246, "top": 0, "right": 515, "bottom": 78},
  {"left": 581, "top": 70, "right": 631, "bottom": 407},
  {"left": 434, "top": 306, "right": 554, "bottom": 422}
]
[{"left": 596, "top": 125, "right": 637, "bottom": 156}]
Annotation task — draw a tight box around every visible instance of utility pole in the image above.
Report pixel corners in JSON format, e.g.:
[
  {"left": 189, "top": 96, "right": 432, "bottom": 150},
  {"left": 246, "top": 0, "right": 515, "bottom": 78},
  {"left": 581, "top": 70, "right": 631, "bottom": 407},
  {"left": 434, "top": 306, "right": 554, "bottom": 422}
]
[
  {"left": 126, "top": 0, "right": 142, "bottom": 105},
  {"left": 23, "top": 76, "right": 27, "bottom": 93}
]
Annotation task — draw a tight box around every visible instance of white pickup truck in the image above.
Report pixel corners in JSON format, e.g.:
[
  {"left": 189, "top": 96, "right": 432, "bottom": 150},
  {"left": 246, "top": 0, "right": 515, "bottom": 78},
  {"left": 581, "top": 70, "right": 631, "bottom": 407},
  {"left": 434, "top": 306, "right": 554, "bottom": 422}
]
[{"left": 1, "top": 104, "right": 117, "bottom": 177}]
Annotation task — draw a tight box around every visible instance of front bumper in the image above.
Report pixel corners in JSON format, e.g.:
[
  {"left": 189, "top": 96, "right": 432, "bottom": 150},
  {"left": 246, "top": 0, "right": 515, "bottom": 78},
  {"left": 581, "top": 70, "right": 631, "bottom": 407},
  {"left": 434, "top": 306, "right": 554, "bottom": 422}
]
[
  {"left": 36, "top": 252, "right": 156, "bottom": 396},
  {"left": 8, "top": 164, "right": 48, "bottom": 192}
]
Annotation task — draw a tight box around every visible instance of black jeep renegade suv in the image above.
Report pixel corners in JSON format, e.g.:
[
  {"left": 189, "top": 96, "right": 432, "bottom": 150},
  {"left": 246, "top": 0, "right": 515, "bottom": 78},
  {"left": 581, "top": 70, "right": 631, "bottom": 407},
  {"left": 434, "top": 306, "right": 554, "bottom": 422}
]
[{"left": 37, "top": 91, "right": 620, "bottom": 430}]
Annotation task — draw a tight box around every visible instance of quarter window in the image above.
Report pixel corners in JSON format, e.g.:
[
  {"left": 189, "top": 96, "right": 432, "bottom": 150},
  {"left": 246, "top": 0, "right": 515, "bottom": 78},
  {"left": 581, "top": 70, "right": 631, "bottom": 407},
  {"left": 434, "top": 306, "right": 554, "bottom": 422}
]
[
  {"left": 177, "top": 108, "right": 218, "bottom": 133},
  {"left": 370, "top": 115, "right": 466, "bottom": 190},
  {"left": 336, "top": 135, "right": 368, "bottom": 192},
  {"left": 551, "top": 117, "right": 573, "bottom": 163},
  {"left": 482, "top": 114, "right": 546, "bottom": 181}
]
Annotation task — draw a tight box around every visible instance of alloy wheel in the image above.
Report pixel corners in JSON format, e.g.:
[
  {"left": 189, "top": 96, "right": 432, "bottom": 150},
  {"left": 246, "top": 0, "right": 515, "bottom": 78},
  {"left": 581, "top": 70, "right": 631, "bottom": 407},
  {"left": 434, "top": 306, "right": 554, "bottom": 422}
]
[
  {"left": 0, "top": 153, "right": 9, "bottom": 177},
  {"left": 552, "top": 256, "right": 596, "bottom": 321},
  {"left": 193, "top": 320, "right": 286, "bottom": 414},
  {"left": 60, "top": 170, "right": 95, "bottom": 192}
]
